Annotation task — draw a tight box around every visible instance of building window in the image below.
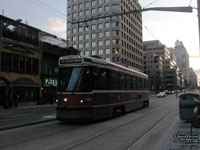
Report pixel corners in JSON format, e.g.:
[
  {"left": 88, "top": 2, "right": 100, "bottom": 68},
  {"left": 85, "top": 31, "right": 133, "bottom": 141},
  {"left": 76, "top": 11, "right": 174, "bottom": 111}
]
[
  {"left": 78, "top": 11, "right": 83, "bottom": 17},
  {"left": 98, "top": 32, "right": 103, "bottom": 38},
  {"left": 91, "top": 8, "right": 96, "bottom": 14},
  {"left": 79, "top": 43, "right": 83, "bottom": 49},
  {"left": 85, "top": 1, "right": 89, "bottom": 7},
  {"left": 85, "top": 34, "right": 89, "bottom": 40},
  {"left": 92, "top": 50, "right": 96, "bottom": 56},
  {"left": 99, "top": 49, "right": 103, "bottom": 55},
  {"left": 78, "top": 35, "right": 83, "bottom": 41},
  {"left": 105, "top": 31, "right": 110, "bottom": 37},
  {"left": 98, "top": 23, "right": 103, "bottom": 29},
  {"left": 92, "top": 33, "right": 96, "bottom": 39},
  {"left": 92, "top": 0, "right": 96, "bottom": 6},
  {"left": 19, "top": 56, "right": 25, "bottom": 73},
  {"left": 105, "top": 5, "right": 110, "bottom": 11},
  {"left": 85, "top": 42, "right": 89, "bottom": 48},
  {"left": 106, "top": 49, "right": 110, "bottom": 54},
  {"left": 85, "top": 51, "right": 89, "bottom": 56},
  {"left": 32, "top": 58, "right": 39, "bottom": 75},
  {"left": 105, "top": 40, "right": 110, "bottom": 46},
  {"left": 78, "top": 3, "right": 83, "bottom": 9},
  {"left": 98, "top": 0, "right": 103, "bottom": 4},
  {"left": 106, "top": 58, "right": 111, "bottom": 62},
  {"left": 85, "top": 9, "right": 90, "bottom": 15},
  {"left": 72, "top": 36, "right": 76, "bottom": 41},
  {"left": 98, "top": 7, "right": 103, "bottom": 13},
  {"left": 105, "top": 22, "right": 110, "bottom": 28},
  {"left": 99, "top": 41, "right": 103, "bottom": 46},
  {"left": 91, "top": 25, "right": 96, "bottom": 30},
  {"left": 92, "top": 41, "right": 96, "bottom": 47},
  {"left": 72, "top": 28, "right": 77, "bottom": 33},
  {"left": 72, "top": 12, "right": 77, "bottom": 17}
]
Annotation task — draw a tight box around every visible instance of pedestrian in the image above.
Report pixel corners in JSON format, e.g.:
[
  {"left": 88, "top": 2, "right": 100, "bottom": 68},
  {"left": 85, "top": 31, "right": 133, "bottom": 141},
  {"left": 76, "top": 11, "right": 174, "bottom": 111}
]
[{"left": 13, "top": 92, "right": 19, "bottom": 108}]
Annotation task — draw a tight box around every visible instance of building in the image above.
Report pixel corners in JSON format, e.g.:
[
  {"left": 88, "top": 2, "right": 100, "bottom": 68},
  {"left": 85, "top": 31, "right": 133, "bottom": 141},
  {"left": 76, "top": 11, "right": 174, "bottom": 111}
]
[
  {"left": 143, "top": 40, "right": 182, "bottom": 91},
  {"left": 0, "top": 15, "right": 78, "bottom": 107},
  {"left": 190, "top": 68, "right": 198, "bottom": 89},
  {"left": 67, "top": 0, "right": 143, "bottom": 71},
  {"left": 174, "top": 40, "right": 190, "bottom": 87},
  {"left": 144, "top": 52, "right": 164, "bottom": 92}
]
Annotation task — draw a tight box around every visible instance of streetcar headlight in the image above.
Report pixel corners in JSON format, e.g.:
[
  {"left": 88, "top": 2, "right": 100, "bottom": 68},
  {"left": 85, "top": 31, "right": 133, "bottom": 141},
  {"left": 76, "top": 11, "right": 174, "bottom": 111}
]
[
  {"left": 64, "top": 98, "right": 68, "bottom": 102},
  {"left": 80, "top": 99, "right": 84, "bottom": 103},
  {"left": 55, "top": 99, "right": 58, "bottom": 103}
]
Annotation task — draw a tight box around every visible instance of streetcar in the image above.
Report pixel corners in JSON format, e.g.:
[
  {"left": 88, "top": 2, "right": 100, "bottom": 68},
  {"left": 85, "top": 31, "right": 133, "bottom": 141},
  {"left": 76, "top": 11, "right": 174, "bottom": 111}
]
[{"left": 56, "top": 55, "right": 149, "bottom": 122}]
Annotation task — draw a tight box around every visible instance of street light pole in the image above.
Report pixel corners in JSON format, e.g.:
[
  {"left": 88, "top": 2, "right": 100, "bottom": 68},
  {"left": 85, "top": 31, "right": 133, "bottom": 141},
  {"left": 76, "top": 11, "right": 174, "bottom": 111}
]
[{"left": 69, "top": 6, "right": 193, "bottom": 24}]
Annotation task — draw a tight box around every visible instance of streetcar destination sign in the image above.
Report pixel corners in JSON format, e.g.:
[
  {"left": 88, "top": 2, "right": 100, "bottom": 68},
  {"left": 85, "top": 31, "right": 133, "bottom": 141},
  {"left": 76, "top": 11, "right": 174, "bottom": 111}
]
[{"left": 60, "top": 58, "right": 82, "bottom": 64}]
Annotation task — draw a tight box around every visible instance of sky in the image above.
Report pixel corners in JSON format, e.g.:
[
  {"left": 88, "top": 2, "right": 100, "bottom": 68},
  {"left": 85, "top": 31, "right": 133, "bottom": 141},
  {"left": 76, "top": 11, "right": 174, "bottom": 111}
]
[{"left": 0, "top": 0, "right": 200, "bottom": 84}]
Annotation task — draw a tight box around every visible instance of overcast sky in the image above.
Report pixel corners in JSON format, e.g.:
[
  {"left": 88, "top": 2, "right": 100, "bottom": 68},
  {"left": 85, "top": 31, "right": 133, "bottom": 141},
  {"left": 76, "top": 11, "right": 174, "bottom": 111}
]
[{"left": 0, "top": 0, "right": 200, "bottom": 81}]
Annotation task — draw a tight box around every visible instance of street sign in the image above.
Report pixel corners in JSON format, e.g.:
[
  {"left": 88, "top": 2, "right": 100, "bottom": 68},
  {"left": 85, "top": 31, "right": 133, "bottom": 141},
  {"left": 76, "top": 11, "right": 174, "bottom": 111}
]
[{"left": 43, "top": 77, "right": 58, "bottom": 87}]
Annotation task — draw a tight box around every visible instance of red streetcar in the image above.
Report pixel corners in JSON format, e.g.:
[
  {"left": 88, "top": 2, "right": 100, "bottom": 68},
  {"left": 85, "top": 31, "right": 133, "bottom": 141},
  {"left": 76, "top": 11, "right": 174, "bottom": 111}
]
[{"left": 56, "top": 55, "right": 149, "bottom": 122}]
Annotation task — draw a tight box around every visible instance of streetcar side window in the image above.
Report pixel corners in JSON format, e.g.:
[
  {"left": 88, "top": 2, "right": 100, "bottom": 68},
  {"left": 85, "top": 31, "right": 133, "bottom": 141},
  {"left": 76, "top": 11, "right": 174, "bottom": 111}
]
[
  {"left": 93, "top": 67, "right": 109, "bottom": 90},
  {"left": 119, "top": 72, "right": 126, "bottom": 90},
  {"left": 131, "top": 76, "right": 137, "bottom": 90},
  {"left": 109, "top": 70, "right": 120, "bottom": 90},
  {"left": 126, "top": 74, "right": 131, "bottom": 90}
]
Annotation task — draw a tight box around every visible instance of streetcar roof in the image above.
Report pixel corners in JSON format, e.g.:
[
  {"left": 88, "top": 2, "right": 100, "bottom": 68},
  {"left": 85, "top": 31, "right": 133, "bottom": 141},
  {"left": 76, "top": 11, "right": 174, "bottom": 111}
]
[{"left": 59, "top": 55, "right": 148, "bottom": 78}]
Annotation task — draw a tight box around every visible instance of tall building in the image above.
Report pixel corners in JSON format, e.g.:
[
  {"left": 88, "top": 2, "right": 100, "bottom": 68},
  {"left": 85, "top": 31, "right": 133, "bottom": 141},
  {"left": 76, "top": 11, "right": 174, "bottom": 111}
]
[
  {"left": 143, "top": 40, "right": 182, "bottom": 91},
  {"left": 143, "top": 40, "right": 171, "bottom": 60},
  {"left": 67, "top": 0, "right": 143, "bottom": 71},
  {"left": 144, "top": 52, "right": 164, "bottom": 91},
  {"left": 174, "top": 40, "right": 190, "bottom": 87}
]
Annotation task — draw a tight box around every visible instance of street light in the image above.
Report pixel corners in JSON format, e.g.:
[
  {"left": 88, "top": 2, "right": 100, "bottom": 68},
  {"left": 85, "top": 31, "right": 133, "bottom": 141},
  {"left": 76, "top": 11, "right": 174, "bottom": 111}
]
[{"left": 0, "top": 15, "right": 22, "bottom": 96}]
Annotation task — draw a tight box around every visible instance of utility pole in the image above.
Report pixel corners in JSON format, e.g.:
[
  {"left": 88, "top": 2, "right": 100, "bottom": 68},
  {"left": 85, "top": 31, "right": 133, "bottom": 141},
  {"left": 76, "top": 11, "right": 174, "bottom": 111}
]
[{"left": 198, "top": 0, "right": 200, "bottom": 55}]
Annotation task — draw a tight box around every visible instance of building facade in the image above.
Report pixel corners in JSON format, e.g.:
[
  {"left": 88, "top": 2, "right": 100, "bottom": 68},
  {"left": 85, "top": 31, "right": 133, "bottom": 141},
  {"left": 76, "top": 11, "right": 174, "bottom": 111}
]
[
  {"left": 143, "top": 40, "right": 182, "bottom": 91},
  {"left": 67, "top": 0, "right": 143, "bottom": 71},
  {"left": 190, "top": 67, "right": 198, "bottom": 89},
  {"left": 0, "top": 15, "right": 78, "bottom": 107},
  {"left": 144, "top": 52, "right": 164, "bottom": 92},
  {"left": 174, "top": 40, "right": 190, "bottom": 87}
]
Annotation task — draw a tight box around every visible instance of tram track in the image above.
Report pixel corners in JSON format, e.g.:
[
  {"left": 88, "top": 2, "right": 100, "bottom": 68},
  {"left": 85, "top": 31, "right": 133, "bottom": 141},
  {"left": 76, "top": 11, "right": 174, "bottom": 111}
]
[
  {"left": 126, "top": 106, "right": 178, "bottom": 150},
  {"left": 0, "top": 96, "right": 178, "bottom": 150},
  {"left": 63, "top": 98, "right": 177, "bottom": 150}
]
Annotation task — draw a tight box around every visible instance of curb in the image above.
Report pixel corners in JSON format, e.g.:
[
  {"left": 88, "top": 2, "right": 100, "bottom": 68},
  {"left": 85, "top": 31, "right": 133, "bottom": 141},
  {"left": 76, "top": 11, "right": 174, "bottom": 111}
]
[{"left": 0, "top": 118, "right": 57, "bottom": 131}]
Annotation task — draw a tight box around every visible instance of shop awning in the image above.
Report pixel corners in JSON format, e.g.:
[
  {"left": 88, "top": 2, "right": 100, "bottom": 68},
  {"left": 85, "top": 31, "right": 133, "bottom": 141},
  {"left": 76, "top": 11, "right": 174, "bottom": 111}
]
[
  {"left": 11, "top": 77, "right": 39, "bottom": 86},
  {"left": 0, "top": 77, "right": 10, "bottom": 86}
]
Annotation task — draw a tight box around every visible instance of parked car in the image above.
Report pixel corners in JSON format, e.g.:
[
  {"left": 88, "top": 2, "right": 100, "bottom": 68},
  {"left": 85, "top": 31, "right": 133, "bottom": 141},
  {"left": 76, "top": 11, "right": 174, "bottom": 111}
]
[
  {"left": 179, "top": 93, "right": 200, "bottom": 121},
  {"left": 157, "top": 92, "right": 167, "bottom": 98}
]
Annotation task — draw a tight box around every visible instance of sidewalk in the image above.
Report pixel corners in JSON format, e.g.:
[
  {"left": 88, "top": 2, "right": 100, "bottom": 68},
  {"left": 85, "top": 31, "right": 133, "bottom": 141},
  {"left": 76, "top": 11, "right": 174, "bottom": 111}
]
[
  {"left": 0, "top": 102, "right": 56, "bottom": 131},
  {"left": 0, "top": 101, "right": 56, "bottom": 110}
]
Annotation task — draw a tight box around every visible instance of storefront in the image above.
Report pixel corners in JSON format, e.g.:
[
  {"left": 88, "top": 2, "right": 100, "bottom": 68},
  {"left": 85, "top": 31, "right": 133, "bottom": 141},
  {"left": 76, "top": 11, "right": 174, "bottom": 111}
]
[{"left": 41, "top": 77, "right": 58, "bottom": 104}]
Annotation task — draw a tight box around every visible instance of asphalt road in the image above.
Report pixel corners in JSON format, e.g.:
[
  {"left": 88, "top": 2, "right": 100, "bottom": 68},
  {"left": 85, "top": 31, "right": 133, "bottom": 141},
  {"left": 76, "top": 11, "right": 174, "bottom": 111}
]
[
  {"left": 0, "top": 104, "right": 56, "bottom": 131},
  {"left": 0, "top": 94, "right": 189, "bottom": 150}
]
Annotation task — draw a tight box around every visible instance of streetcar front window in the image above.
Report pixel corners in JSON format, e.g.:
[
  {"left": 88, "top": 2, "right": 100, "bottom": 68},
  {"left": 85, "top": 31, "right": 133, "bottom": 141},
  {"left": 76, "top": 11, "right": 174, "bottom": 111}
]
[{"left": 58, "top": 67, "right": 92, "bottom": 92}]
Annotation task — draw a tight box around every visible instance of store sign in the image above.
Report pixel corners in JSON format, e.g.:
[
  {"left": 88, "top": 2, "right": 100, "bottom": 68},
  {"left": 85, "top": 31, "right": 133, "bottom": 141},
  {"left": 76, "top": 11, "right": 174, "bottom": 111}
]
[{"left": 43, "top": 77, "right": 58, "bottom": 87}]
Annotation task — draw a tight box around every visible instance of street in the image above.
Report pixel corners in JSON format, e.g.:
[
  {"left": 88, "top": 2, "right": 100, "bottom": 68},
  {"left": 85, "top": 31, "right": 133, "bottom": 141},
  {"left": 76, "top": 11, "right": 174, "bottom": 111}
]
[{"left": 1, "top": 94, "right": 197, "bottom": 150}]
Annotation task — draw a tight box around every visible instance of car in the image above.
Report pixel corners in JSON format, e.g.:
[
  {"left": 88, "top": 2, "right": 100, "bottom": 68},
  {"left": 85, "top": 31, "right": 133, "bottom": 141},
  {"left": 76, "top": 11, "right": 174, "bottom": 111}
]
[
  {"left": 179, "top": 93, "right": 200, "bottom": 121},
  {"left": 157, "top": 92, "right": 167, "bottom": 98}
]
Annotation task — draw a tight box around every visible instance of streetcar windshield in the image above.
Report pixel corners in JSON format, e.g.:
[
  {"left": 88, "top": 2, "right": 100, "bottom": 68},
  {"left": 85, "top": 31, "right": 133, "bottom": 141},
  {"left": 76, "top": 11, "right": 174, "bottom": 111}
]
[{"left": 58, "top": 67, "right": 92, "bottom": 92}]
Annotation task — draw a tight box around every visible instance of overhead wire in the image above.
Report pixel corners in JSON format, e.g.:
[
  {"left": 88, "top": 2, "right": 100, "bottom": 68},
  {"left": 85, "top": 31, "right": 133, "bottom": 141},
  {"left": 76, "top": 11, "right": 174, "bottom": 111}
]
[
  {"left": 33, "top": 0, "right": 66, "bottom": 19},
  {"left": 143, "top": 0, "right": 160, "bottom": 8},
  {"left": 143, "top": 24, "right": 157, "bottom": 40},
  {"left": 189, "top": 0, "right": 192, "bottom": 6}
]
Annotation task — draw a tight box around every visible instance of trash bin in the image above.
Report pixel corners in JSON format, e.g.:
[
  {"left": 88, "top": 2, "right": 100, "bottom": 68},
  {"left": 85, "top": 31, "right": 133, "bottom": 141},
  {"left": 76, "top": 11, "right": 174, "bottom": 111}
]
[{"left": 179, "top": 93, "right": 200, "bottom": 121}]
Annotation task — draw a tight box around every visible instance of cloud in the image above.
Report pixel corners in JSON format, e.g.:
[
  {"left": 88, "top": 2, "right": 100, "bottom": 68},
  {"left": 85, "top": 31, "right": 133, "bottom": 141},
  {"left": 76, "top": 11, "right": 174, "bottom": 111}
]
[{"left": 46, "top": 17, "right": 66, "bottom": 33}]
